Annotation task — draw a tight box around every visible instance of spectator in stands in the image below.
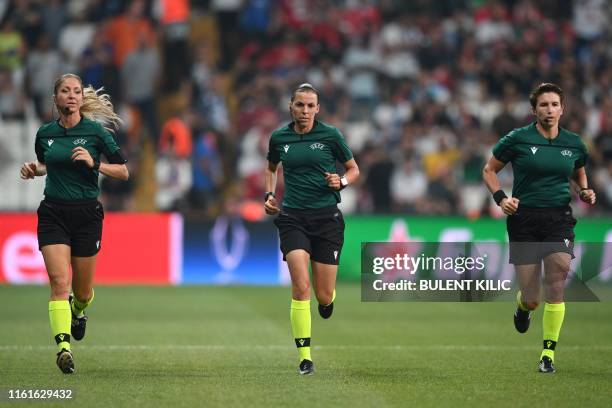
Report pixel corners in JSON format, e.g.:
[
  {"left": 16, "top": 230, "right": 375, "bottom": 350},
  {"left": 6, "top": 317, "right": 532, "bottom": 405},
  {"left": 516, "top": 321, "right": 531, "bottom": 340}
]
[
  {"left": 103, "top": 0, "right": 155, "bottom": 67},
  {"left": 121, "top": 30, "right": 160, "bottom": 140},
  {"left": 156, "top": 111, "right": 193, "bottom": 210},
  {"left": 0, "top": 19, "right": 25, "bottom": 82},
  {"left": 58, "top": 10, "right": 95, "bottom": 68},
  {"left": 26, "top": 36, "right": 63, "bottom": 121},
  {"left": 190, "top": 129, "right": 223, "bottom": 212},
  {"left": 0, "top": 68, "right": 25, "bottom": 120}
]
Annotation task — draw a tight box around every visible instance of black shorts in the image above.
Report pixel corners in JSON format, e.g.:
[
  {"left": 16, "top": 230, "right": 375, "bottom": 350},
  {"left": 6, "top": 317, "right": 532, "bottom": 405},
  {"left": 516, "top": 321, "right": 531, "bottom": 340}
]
[
  {"left": 274, "top": 205, "right": 345, "bottom": 265},
  {"left": 506, "top": 205, "right": 576, "bottom": 265},
  {"left": 37, "top": 198, "right": 104, "bottom": 257}
]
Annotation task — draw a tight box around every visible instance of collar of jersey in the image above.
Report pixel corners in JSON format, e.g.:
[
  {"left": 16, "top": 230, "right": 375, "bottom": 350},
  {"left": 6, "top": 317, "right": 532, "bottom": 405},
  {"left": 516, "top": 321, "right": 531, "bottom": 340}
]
[
  {"left": 288, "top": 120, "right": 320, "bottom": 135},
  {"left": 56, "top": 115, "right": 85, "bottom": 130},
  {"left": 531, "top": 122, "right": 569, "bottom": 143}
]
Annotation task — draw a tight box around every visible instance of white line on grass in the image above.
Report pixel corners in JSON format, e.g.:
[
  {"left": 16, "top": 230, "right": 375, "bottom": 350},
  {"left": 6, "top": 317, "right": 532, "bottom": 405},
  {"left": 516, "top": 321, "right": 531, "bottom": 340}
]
[{"left": 0, "top": 345, "right": 611, "bottom": 351}]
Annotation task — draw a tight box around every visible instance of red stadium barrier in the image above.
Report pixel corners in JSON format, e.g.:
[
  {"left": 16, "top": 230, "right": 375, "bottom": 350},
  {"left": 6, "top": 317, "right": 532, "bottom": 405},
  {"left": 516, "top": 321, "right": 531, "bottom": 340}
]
[{"left": 0, "top": 213, "right": 182, "bottom": 285}]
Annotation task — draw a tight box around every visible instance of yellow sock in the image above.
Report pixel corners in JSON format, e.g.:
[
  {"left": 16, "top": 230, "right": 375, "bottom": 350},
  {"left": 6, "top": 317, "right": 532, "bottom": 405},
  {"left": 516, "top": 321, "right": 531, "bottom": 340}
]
[
  {"left": 72, "top": 289, "right": 95, "bottom": 317},
  {"left": 290, "top": 299, "right": 311, "bottom": 362},
  {"left": 49, "top": 300, "right": 71, "bottom": 352},
  {"left": 323, "top": 289, "right": 336, "bottom": 307},
  {"left": 516, "top": 291, "right": 528, "bottom": 311},
  {"left": 541, "top": 302, "right": 565, "bottom": 361}
]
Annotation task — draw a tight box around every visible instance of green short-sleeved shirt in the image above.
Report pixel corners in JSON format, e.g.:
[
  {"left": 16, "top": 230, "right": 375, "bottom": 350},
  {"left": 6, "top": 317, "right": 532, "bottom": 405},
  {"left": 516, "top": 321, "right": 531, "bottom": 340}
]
[
  {"left": 267, "top": 120, "right": 353, "bottom": 209},
  {"left": 35, "top": 117, "right": 125, "bottom": 201},
  {"left": 492, "top": 123, "right": 588, "bottom": 207}
]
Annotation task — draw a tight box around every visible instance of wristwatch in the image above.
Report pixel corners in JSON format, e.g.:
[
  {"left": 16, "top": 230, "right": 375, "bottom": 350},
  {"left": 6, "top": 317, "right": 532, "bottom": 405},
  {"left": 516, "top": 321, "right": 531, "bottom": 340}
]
[
  {"left": 340, "top": 176, "right": 348, "bottom": 189},
  {"left": 264, "top": 191, "right": 275, "bottom": 202}
]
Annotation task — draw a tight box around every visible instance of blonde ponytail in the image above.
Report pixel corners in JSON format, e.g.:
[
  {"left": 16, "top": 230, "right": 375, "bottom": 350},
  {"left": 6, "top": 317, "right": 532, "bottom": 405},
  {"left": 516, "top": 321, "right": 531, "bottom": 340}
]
[{"left": 81, "top": 85, "right": 123, "bottom": 132}]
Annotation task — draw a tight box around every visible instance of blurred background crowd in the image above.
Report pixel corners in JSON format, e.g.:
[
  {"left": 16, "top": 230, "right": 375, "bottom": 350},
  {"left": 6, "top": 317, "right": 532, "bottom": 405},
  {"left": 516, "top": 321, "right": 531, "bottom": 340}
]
[{"left": 0, "top": 0, "right": 610, "bottom": 219}]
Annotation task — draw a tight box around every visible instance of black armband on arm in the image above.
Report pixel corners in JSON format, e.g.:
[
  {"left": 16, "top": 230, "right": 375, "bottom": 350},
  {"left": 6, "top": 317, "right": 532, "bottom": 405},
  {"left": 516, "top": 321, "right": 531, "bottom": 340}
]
[
  {"left": 107, "top": 149, "right": 128, "bottom": 164},
  {"left": 493, "top": 190, "right": 508, "bottom": 206}
]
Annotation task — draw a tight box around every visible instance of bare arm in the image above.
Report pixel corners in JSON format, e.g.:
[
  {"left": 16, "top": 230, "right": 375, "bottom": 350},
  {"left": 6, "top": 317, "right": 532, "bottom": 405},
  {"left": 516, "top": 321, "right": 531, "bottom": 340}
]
[
  {"left": 264, "top": 161, "right": 280, "bottom": 215},
  {"left": 482, "top": 156, "right": 519, "bottom": 215},
  {"left": 482, "top": 156, "right": 506, "bottom": 193},
  {"left": 343, "top": 158, "right": 360, "bottom": 185},
  {"left": 324, "top": 158, "right": 360, "bottom": 190},
  {"left": 571, "top": 166, "right": 596, "bottom": 204},
  {"left": 71, "top": 146, "right": 129, "bottom": 181},
  {"left": 99, "top": 163, "right": 129, "bottom": 181}
]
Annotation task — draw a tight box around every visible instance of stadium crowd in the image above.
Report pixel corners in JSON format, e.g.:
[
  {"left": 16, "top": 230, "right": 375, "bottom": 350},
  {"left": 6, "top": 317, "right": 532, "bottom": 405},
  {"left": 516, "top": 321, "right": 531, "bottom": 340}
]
[{"left": 1, "top": 0, "right": 610, "bottom": 218}]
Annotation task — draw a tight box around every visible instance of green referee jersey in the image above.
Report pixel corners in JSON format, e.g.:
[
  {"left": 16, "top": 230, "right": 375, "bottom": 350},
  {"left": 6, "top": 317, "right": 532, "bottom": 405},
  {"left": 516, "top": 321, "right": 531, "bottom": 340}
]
[
  {"left": 267, "top": 120, "right": 354, "bottom": 209},
  {"left": 35, "top": 117, "right": 124, "bottom": 201},
  {"left": 493, "top": 123, "right": 588, "bottom": 207}
]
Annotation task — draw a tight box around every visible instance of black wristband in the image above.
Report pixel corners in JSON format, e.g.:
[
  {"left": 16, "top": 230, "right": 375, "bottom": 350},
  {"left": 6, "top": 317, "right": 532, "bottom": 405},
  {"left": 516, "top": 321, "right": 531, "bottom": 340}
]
[
  {"left": 492, "top": 190, "right": 508, "bottom": 206},
  {"left": 93, "top": 159, "right": 100, "bottom": 171},
  {"left": 580, "top": 187, "right": 589, "bottom": 192},
  {"left": 264, "top": 191, "right": 275, "bottom": 202}
]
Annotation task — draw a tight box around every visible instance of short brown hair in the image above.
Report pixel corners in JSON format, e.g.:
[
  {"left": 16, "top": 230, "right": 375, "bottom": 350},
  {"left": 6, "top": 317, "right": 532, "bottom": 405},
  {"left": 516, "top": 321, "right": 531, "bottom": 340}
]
[
  {"left": 291, "top": 82, "right": 319, "bottom": 103},
  {"left": 529, "top": 83, "right": 564, "bottom": 108}
]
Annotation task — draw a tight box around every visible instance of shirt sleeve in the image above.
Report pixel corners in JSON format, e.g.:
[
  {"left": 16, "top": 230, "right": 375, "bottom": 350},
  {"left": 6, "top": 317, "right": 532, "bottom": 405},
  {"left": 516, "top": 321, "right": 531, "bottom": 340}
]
[
  {"left": 574, "top": 140, "right": 588, "bottom": 168},
  {"left": 492, "top": 130, "right": 517, "bottom": 163},
  {"left": 266, "top": 132, "right": 280, "bottom": 164},
  {"left": 98, "top": 126, "right": 127, "bottom": 164},
  {"left": 332, "top": 128, "right": 353, "bottom": 163},
  {"left": 34, "top": 132, "right": 44, "bottom": 163}
]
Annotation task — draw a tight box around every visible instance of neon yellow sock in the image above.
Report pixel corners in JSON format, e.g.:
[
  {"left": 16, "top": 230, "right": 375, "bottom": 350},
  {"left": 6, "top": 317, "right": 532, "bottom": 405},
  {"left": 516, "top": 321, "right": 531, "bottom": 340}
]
[
  {"left": 323, "top": 289, "right": 336, "bottom": 307},
  {"left": 290, "top": 299, "right": 311, "bottom": 362},
  {"left": 72, "top": 289, "right": 95, "bottom": 317},
  {"left": 541, "top": 302, "right": 565, "bottom": 361},
  {"left": 516, "top": 291, "right": 528, "bottom": 311},
  {"left": 49, "top": 300, "right": 71, "bottom": 352}
]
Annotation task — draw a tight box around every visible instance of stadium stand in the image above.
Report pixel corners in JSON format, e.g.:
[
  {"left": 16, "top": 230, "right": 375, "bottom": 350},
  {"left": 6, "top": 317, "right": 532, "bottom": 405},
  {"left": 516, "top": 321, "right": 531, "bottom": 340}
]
[{"left": 0, "top": 0, "right": 610, "bottom": 216}]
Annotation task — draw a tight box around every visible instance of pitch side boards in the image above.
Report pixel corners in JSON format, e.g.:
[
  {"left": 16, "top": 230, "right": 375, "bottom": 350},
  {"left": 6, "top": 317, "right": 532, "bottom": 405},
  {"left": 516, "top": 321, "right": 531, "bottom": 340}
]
[
  {"left": 340, "top": 216, "right": 612, "bottom": 282},
  {"left": 0, "top": 213, "right": 182, "bottom": 284}
]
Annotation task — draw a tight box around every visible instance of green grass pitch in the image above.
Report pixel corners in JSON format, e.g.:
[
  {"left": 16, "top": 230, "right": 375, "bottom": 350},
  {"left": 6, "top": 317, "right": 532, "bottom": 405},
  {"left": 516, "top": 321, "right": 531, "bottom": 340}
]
[{"left": 1, "top": 284, "right": 611, "bottom": 407}]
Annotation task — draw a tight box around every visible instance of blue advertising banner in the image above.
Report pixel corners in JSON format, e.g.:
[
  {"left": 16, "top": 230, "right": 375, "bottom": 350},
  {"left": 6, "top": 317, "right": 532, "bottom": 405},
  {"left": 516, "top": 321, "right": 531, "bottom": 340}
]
[{"left": 182, "top": 216, "right": 283, "bottom": 284}]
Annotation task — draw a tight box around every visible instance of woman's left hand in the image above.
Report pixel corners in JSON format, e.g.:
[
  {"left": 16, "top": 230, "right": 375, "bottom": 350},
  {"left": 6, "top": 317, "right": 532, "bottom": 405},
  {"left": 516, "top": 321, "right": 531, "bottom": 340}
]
[
  {"left": 325, "top": 172, "right": 341, "bottom": 190},
  {"left": 71, "top": 147, "right": 94, "bottom": 168},
  {"left": 579, "top": 188, "right": 596, "bottom": 205}
]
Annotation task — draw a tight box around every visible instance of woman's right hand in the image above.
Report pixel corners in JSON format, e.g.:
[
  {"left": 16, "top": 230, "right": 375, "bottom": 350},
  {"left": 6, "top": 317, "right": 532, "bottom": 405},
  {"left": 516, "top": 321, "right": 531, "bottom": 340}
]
[
  {"left": 264, "top": 196, "right": 280, "bottom": 215},
  {"left": 500, "top": 197, "right": 520, "bottom": 215},
  {"left": 20, "top": 162, "right": 38, "bottom": 180}
]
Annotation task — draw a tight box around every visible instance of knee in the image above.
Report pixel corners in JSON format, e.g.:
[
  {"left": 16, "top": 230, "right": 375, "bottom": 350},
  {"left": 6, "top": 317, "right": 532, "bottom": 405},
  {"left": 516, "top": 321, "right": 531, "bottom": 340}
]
[
  {"left": 547, "top": 256, "right": 571, "bottom": 275},
  {"left": 524, "top": 301, "right": 539, "bottom": 310},
  {"left": 552, "top": 262, "right": 570, "bottom": 276},
  {"left": 73, "top": 288, "right": 93, "bottom": 303},
  {"left": 292, "top": 281, "right": 310, "bottom": 301},
  {"left": 315, "top": 288, "right": 334, "bottom": 306},
  {"left": 48, "top": 275, "right": 70, "bottom": 298}
]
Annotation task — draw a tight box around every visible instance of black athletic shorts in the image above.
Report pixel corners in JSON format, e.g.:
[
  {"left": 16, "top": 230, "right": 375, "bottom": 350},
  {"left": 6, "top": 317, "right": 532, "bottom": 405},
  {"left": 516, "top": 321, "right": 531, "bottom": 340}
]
[
  {"left": 506, "top": 205, "right": 576, "bottom": 265},
  {"left": 37, "top": 198, "right": 104, "bottom": 257},
  {"left": 274, "top": 205, "right": 345, "bottom": 265}
]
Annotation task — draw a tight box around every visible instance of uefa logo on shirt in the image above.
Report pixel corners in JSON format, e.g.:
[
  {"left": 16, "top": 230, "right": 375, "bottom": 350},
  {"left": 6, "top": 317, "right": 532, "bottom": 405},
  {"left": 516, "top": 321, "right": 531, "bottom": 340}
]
[
  {"left": 73, "top": 138, "right": 87, "bottom": 145},
  {"left": 310, "top": 143, "right": 325, "bottom": 150},
  {"left": 560, "top": 149, "right": 572, "bottom": 157}
]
